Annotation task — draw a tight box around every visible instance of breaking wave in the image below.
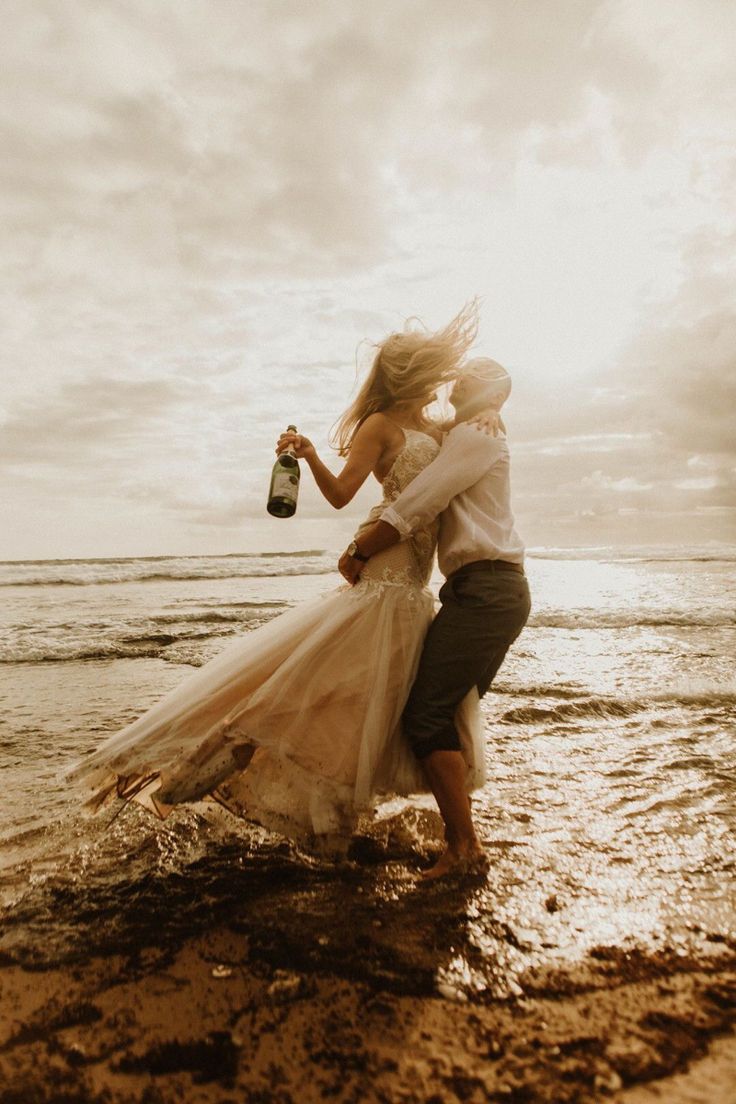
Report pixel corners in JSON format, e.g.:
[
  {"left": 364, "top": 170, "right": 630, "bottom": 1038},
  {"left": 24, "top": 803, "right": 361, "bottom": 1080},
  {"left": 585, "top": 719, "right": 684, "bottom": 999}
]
[
  {"left": 529, "top": 611, "right": 736, "bottom": 630},
  {"left": 499, "top": 688, "right": 736, "bottom": 725},
  {"left": 0, "top": 552, "right": 334, "bottom": 587}
]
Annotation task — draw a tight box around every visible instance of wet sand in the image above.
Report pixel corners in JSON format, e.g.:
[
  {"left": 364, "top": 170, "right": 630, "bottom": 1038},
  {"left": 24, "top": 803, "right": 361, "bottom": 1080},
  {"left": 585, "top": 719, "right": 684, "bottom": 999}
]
[
  {"left": 1, "top": 931, "right": 734, "bottom": 1103},
  {"left": 2, "top": 829, "right": 735, "bottom": 1104}
]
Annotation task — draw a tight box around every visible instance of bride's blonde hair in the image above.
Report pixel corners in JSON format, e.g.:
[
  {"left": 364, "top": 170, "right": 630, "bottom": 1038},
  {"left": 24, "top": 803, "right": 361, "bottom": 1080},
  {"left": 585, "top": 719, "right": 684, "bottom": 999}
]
[{"left": 331, "top": 299, "right": 480, "bottom": 455}]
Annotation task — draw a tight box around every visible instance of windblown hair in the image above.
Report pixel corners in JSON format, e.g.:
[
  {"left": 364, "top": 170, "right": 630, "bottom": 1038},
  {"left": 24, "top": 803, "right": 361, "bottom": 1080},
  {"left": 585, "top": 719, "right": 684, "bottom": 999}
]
[{"left": 330, "top": 299, "right": 480, "bottom": 455}]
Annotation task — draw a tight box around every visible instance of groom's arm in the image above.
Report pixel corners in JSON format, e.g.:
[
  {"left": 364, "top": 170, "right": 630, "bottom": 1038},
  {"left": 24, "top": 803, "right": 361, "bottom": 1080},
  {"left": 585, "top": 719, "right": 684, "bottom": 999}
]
[
  {"left": 339, "top": 424, "right": 503, "bottom": 579},
  {"left": 338, "top": 517, "right": 401, "bottom": 582},
  {"left": 382, "top": 422, "right": 501, "bottom": 536},
  {"left": 350, "top": 519, "right": 402, "bottom": 558}
]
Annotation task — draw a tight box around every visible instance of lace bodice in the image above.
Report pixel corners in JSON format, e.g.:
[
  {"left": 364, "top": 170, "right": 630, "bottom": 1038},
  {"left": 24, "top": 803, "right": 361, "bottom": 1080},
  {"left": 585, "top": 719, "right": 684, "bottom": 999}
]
[
  {"left": 379, "top": 428, "right": 441, "bottom": 503},
  {"left": 355, "top": 428, "right": 441, "bottom": 590}
]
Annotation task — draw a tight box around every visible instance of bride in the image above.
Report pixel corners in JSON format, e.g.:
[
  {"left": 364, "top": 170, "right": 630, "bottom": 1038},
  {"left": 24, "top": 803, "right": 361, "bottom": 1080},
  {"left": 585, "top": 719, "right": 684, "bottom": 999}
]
[{"left": 67, "top": 302, "right": 488, "bottom": 851}]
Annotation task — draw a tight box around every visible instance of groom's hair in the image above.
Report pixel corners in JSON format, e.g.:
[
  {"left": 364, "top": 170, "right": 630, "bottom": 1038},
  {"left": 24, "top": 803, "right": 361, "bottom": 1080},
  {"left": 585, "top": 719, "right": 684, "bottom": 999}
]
[{"left": 459, "top": 358, "right": 512, "bottom": 408}]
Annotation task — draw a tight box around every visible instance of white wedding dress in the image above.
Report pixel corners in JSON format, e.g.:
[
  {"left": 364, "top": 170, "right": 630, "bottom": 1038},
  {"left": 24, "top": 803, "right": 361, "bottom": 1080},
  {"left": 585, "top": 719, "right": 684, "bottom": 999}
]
[{"left": 69, "top": 429, "right": 486, "bottom": 847}]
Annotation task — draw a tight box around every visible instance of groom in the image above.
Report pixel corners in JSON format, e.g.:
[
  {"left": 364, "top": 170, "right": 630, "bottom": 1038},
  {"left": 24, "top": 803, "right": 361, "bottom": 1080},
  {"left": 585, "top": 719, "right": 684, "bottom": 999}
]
[{"left": 338, "top": 359, "right": 531, "bottom": 879}]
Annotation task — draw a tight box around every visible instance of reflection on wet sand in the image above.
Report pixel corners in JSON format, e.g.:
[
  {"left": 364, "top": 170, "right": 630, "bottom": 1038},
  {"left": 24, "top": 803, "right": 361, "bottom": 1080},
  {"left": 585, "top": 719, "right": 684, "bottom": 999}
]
[{"left": 1, "top": 815, "right": 735, "bottom": 1103}]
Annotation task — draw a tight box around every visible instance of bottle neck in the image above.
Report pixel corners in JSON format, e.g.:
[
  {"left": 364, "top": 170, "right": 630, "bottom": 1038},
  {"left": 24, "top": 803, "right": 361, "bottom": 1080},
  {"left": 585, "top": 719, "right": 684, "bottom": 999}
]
[{"left": 284, "top": 425, "right": 298, "bottom": 457}]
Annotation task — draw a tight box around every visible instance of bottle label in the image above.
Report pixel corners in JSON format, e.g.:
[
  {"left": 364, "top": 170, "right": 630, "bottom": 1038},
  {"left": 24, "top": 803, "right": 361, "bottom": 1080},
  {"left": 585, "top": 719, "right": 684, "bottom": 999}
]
[{"left": 271, "top": 470, "right": 299, "bottom": 503}]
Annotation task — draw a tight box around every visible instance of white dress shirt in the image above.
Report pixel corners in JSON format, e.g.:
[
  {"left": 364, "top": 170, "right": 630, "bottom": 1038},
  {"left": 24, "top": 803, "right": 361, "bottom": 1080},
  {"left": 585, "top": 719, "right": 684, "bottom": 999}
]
[{"left": 380, "top": 422, "right": 525, "bottom": 578}]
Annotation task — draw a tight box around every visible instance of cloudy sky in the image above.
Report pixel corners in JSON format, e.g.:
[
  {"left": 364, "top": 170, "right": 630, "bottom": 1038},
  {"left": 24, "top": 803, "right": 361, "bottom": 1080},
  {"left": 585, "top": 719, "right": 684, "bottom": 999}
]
[{"left": 2, "top": 0, "right": 734, "bottom": 560}]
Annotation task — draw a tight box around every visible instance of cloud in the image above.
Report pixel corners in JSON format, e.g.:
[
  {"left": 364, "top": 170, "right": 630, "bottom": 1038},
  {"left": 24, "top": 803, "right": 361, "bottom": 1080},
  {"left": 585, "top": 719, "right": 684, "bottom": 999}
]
[
  {"left": 619, "top": 265, "right": 736, "bottom": 461},
  {"left": 1, "top": 1, "right": 735, "bottom": 555},
  {"left": 0, "top": 376, "right": 204, "bottom": 474},
  {"left": 2, "top": 0, "right": 707, "bottom": 309},
  {"left": 581, "top": 470, "right": 654, "bottom": 492},
  {"left": 508, "top": 240, "right": 736, "bottom": 545}
]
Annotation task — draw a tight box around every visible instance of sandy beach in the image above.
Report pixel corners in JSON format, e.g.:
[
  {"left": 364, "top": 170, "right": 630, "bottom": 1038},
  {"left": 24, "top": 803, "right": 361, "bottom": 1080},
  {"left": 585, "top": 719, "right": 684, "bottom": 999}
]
[
  {"left": 1, "top": 878, "right": 734, "bottom": 1104},
  {"left": 2, "top": 551, "right": 734, "bottom": 1102},
  {"left": 2, "top": 810, "right": 736, "bottom": 1104}
]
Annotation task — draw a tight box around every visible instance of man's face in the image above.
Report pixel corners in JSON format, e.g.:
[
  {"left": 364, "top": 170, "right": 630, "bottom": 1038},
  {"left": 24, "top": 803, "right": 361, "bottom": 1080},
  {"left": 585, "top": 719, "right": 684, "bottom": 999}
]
[
  {"left": 451, "top": 370, "right": 510, "bottom": 412},
  {"left": 450, "top": 374, "right": 478, "bottom": 409}
]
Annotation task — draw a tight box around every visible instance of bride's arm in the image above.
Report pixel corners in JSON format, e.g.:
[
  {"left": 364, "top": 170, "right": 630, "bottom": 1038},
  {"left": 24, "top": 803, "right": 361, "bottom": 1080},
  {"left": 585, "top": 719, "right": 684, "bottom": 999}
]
[
  {"left": 276, "top": 415, "right": 386, "bottom": 509},
  {"left": 436, "top": 412, "right": 503, "bottom": 434}
]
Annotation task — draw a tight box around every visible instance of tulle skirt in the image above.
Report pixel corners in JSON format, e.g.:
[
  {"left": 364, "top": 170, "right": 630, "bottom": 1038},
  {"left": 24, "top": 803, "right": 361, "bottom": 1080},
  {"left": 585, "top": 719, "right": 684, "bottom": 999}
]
[{"left": 68, "top": 547, "right": 486, "bottom": 847}]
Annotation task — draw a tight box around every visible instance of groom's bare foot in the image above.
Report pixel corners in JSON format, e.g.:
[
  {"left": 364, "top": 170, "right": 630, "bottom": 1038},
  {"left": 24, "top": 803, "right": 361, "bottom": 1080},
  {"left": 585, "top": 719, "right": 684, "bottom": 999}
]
[{"left": 420, "top": 844, "right": 488, "bottom": 881}]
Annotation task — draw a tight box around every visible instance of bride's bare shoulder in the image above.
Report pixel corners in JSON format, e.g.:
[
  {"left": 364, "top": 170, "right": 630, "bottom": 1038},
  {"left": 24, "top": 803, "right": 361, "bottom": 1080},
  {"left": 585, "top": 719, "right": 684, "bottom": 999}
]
[
  {"left": 353, "top": 411, "right": 397, "bottom": 443},
  {"left": 347, "top": 413, "right": 403, "bottom": 463}
]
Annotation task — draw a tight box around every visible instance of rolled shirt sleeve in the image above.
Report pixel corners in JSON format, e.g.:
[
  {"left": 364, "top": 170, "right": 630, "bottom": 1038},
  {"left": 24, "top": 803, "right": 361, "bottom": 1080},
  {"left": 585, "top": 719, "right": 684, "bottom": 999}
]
[{"left": 381, "top": 423, "right": 504, "bottom": 537}]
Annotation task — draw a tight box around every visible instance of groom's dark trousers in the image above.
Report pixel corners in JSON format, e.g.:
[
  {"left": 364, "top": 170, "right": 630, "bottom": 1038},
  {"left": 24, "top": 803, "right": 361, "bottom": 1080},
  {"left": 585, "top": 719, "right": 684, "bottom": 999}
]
[{"left": 402, "top": 560, "right": 531, "bottom": 759}]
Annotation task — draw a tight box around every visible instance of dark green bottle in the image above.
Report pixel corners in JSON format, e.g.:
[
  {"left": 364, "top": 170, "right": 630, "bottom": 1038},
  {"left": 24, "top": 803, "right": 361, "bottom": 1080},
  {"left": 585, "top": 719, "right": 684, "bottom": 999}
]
[{"left": 267, "top": 424, "right": 300, "bottom": 517}]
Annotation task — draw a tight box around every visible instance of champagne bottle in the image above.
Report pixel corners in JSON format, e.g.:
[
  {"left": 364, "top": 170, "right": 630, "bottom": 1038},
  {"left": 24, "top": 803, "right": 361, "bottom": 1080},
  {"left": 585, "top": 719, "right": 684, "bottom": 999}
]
[{"left": 267, "top": 424, "right": 301, "bottom": 517}]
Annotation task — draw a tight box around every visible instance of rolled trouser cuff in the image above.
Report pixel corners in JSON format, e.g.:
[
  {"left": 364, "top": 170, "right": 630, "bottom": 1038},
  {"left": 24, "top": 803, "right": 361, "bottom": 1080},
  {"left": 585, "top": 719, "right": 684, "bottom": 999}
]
[{"left": 408, "top": 723, "right": 462, "bottom": 760}]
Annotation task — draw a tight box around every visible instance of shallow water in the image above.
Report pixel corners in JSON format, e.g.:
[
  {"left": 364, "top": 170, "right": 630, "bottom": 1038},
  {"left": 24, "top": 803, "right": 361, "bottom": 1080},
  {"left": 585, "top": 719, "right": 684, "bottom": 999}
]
[{"left": 1, "top": 548, "right": 734, "bottom": 996}]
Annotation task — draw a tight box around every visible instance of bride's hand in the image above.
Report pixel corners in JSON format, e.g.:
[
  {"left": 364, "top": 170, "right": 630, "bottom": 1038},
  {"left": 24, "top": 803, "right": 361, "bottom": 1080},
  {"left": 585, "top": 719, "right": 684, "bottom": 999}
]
[
  {"left": 468, "top": 411, "right": 503, "bottom": 436},
  {"left": 276, "top": 431, "right": 316, "bottom": 461}
]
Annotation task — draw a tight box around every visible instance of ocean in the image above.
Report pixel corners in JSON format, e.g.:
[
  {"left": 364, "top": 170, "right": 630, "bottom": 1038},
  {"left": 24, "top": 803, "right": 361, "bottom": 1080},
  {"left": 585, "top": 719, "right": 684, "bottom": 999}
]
[{"left": 1, "top": 547, "right": 734, "bottom": 996}]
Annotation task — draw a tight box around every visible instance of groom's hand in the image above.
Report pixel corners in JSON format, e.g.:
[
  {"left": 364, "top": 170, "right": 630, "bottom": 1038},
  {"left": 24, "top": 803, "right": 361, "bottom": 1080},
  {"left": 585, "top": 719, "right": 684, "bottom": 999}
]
[{"left": 338, "top": 549, "right": 363, "bottom": 585}]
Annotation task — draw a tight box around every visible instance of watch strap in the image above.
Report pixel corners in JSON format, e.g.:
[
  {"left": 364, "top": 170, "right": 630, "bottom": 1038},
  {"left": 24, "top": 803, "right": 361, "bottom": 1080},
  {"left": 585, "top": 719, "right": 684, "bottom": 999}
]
[{"left": 349, "top": 541, "right": 369, "bottom": 562}]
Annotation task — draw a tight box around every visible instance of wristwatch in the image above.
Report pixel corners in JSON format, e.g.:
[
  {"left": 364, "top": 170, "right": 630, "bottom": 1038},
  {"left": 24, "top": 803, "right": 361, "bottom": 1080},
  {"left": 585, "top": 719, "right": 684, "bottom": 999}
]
[{"left": 347, "top": 540, "right": 369, "bottom": 562}]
